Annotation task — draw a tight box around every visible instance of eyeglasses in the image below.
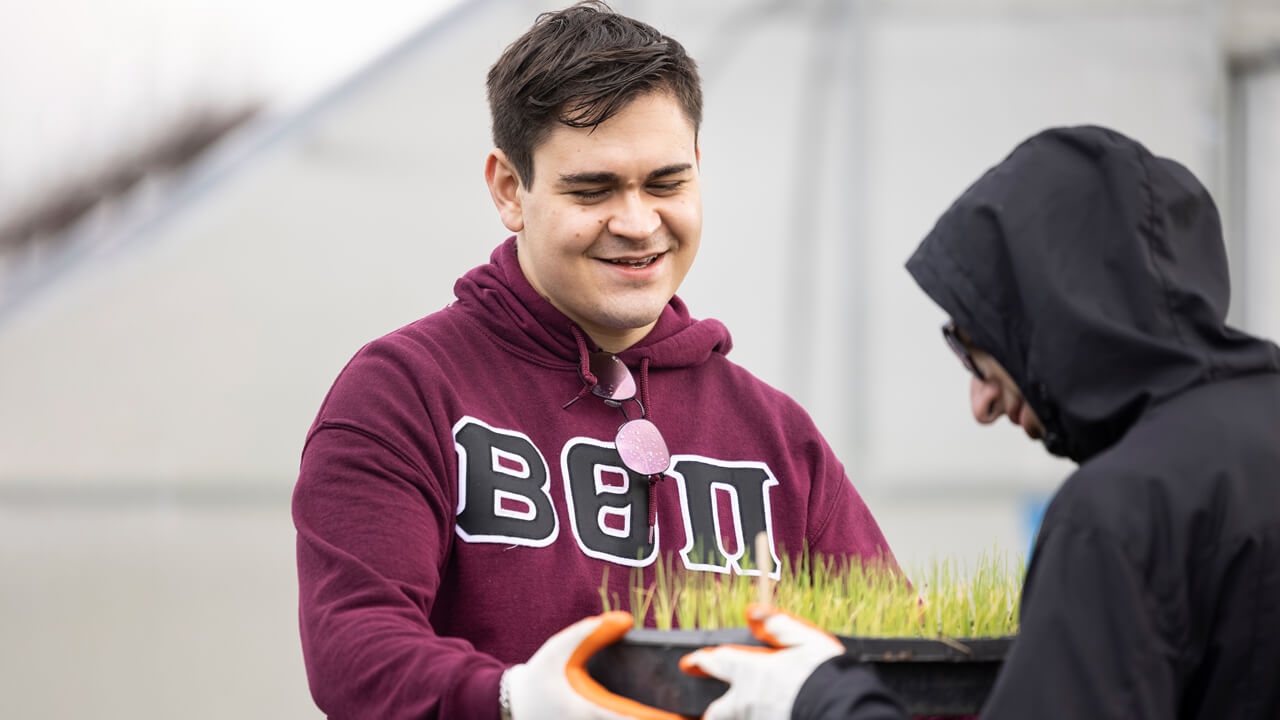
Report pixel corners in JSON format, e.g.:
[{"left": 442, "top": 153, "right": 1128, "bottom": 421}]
[
  {"left": 587, "top": 352, "right": 671, "bottom": 477},
  {"left": 941, "top": 322, "right": 986, "bottom": 381}
]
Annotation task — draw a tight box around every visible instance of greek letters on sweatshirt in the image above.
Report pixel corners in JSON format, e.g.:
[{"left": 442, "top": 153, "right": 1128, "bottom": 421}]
[{"left": 294, "top": 237, "right": 894, "bottom": 719}]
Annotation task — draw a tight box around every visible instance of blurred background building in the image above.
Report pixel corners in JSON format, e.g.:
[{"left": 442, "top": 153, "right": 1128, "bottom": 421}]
[{"left": 2, "top": 0, "right": 1278, "bottom": 717}]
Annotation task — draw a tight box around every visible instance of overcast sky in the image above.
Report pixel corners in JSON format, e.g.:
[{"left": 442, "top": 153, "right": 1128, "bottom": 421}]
[{"left": 0, "top": 0, "right": 458, "bottom": 220}]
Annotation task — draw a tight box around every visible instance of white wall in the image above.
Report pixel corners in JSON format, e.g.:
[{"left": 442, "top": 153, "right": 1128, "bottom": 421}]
[
  {"left": 851, "top": 3, "right": 1223, "bottom": 568},
  {"left": 1, "top": 1, "right": 1277, "bottom": 717},
  {"left": 1238, "top": 65, "right": 1280, "bottom": 341},
  {"left": 0, "top": 502, "right": 308, "bottom": 718}
]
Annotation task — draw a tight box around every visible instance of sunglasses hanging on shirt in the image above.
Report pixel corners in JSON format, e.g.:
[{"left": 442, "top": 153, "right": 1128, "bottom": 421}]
[{"left": 587, "top": 352, "right": 671, "bottom": 477}]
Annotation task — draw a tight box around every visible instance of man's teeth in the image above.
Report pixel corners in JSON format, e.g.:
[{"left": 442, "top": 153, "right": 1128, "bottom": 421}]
[{"left": 609, "top": 255, "right": 657, "bottom": 268}]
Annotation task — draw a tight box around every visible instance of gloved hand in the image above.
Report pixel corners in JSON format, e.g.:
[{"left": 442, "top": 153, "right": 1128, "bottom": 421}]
[
  {"left": 503, "top": 610, "right": 685, "bottom": 720},
  {"left": 679, "top": 603, "right": 845, "bottom": 720}
]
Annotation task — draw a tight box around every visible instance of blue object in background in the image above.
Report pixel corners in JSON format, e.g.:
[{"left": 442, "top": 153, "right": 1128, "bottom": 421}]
[{"left": 1023, "top": 493, "right": 1051, "bottom": 559}]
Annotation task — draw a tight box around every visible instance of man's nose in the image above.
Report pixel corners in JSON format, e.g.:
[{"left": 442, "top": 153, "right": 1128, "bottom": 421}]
[
  {"left": 970, "top": 375, "right": 1002, "bottom": 425},
  {"left": 607, "top": 192, "right": 660, "bottom": 239}
]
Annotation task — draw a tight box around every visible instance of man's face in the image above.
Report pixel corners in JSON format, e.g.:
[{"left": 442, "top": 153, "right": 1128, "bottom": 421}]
[
  {"left": 491, "top": 91, "right": 702, "bottom": 352},
  {"left": 959, "top": 336, "right": 1046, "bottom": 441}
]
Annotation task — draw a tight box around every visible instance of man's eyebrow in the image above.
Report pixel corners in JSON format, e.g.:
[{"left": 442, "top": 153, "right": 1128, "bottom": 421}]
[
  {"left": 556, "top": 164, "right": 693, "bottom": 187},
  {"left": 557, "top": 171, "right": 618, "bottom": 186},
  {"left": 647, "top": 163, "right": 693, "bottom": 181}
]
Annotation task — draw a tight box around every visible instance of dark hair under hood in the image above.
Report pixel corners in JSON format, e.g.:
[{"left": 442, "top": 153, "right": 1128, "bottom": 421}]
[{"left": 906, "top": 125, "right": 1280, "bottom": 463}]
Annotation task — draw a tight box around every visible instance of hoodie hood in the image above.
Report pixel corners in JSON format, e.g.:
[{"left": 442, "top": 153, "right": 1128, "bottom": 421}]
[
  {"left": 453, "top": 237, "right": 733, "bottom": 370},
  {"left": 907, "top": 125, "right": 1280, "bottom": 463}
]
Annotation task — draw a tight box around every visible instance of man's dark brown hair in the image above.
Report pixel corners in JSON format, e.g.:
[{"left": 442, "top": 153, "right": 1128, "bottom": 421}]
[{"left": 486, "top": 0, "right": 702, "bottom": 187}]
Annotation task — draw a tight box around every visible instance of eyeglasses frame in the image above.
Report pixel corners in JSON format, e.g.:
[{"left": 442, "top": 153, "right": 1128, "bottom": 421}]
[{"left": 941, "top": 322, "right": 987, "bottom": 381}]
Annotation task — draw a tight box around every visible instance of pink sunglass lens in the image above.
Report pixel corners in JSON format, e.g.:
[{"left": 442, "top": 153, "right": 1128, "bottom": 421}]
[
  {"left": 589, "top": 353, "right": 636, "bottom": 401},
  {"left": 616, "top": 418, "right": 671, "bottom": 476}
]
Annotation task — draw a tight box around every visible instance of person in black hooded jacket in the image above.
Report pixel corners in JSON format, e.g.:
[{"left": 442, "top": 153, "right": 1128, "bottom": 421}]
[{"left": 681, "top": 125, "right": 1280, "bottom": 720}]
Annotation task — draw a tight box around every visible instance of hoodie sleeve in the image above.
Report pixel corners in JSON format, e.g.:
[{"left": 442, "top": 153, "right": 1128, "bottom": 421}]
[
  {"left": 793, "top": 659, "right": 910, "bottom": 720},
  {"left": 293, "top": 423, "right": 505, "bottom": 720},
  {"left": 978, "top": 521, "right": 1177, "bottom": 719}
]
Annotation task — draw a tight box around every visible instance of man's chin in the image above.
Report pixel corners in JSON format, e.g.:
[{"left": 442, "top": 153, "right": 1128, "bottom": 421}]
[{"left": 600, "top": 299, "right": 674, "bottom": 330}]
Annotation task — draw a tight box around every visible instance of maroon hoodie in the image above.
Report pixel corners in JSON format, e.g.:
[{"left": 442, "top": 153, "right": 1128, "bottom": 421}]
[{"left": 294, "top": 237, "right": 895, "bottom": 719}]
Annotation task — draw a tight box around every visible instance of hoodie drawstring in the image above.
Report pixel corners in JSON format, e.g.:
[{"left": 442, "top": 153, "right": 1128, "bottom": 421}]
[
  {"left": 562, "top": 325, "right": 597, "bottom": 409},
  {"left": 638, "top": 356, "right": 652, "bottom": 418},
  {"left": 647, "top": 477, "right": 660, "bottom": 544},
  {"left": 638, "top": 356, "right": 665, "bottom": 543}
]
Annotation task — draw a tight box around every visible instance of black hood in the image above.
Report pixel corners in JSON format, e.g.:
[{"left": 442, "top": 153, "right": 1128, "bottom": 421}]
[{"left": 906, "top": 125, "right": 1280, "bottom": 463}]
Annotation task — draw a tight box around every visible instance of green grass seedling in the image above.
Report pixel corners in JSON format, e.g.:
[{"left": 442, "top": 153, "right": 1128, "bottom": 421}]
[{"left": 604, "top": 546, "right": 1024, "bottom": 639}]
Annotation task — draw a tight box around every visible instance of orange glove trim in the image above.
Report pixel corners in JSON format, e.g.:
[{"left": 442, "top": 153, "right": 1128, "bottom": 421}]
[
  {"left": 677, "top": 645, "right": 777, "bottom": 677},
  {"left": 745, "top": 603, "right": 836, "bottom": 648},
  {"left": 564, "top": 611, "right": 687, "bottom": 720}
]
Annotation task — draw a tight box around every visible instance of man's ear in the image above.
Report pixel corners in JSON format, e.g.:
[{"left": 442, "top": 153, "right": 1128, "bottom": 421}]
[{"left": 485, "top": 149, "right": 524, "bottom": 233}]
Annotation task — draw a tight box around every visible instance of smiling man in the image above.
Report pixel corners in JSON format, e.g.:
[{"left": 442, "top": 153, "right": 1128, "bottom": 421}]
[
  {"left": 485, "top": 90, "right": 701, "bottom": 352},
  {"left": 291, "top": 3, "right": 895, "bottom": 719}
]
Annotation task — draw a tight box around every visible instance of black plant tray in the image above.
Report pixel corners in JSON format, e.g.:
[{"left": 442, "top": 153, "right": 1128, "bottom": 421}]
[{"left": 586, "top": 628, "right": 1014, "bottom": 717}]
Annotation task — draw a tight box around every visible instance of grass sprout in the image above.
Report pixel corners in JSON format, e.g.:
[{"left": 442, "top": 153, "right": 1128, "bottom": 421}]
[{"left": 603, "top": 545, "right": 1024, "bottom": 639}]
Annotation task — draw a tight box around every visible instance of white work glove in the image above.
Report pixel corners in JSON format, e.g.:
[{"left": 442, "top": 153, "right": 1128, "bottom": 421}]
[
  {"left": 680, "top": 603, "right": 844, "bottom": 720},
  {"left": 503, "top": 610, "right": 684, "bottom": 720}
]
